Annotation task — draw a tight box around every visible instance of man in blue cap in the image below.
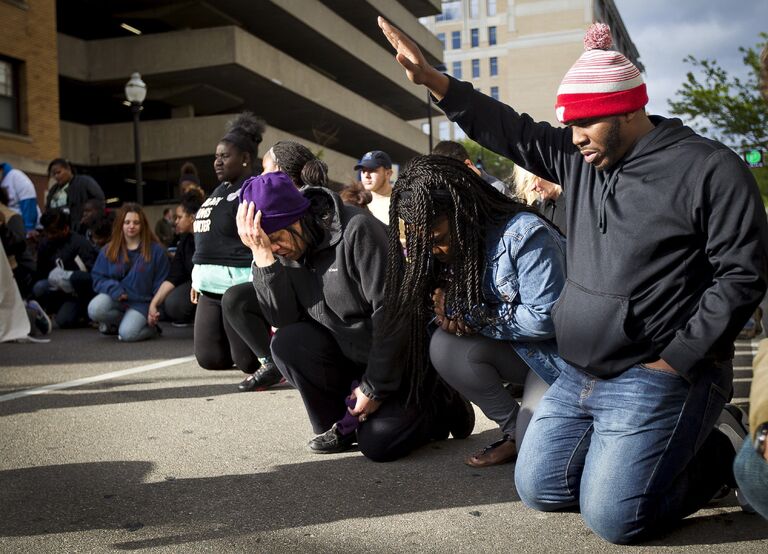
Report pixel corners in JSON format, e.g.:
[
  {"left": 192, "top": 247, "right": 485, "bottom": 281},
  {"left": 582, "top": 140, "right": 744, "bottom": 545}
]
[{"left": 354, "top": 150, "right": 393, "bottom": 225}]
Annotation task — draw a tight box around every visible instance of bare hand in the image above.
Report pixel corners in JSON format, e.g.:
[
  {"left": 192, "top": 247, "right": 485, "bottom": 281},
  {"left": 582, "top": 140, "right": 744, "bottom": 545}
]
[
  {"left": 147, "top": 304, "right": 160, "bottom": 327},
  {"left": 378, "top": 16, "right": 449, "bottom": 99},
  {"left": 118, "top": 293, "right": 128, "bottom": 302},
  {"left": 236, "top": 202, "right": 276, "bottom": 267},
  {"left": 348, "top": 386, "right": 382, "bottom": 423},
  {"left": 432, "top": 287, "right": 474, "bottom": 336},
  {"left": 643, "top": 358, "right": 677, "bottom": 374},
  {"left": 190, "top": 287, "right": 199, "bottom": 305}
]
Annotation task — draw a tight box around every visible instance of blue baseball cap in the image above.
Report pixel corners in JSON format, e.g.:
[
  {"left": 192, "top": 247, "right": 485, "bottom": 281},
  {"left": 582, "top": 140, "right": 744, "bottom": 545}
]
[{"left": 354, "top": 150, "right": 392, "bottom": 170}]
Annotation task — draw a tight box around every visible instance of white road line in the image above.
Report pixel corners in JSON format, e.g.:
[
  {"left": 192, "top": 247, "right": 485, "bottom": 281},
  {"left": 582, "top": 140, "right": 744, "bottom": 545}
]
[{"left": 0, "top": 356, "right": 196, "bottom": 403}]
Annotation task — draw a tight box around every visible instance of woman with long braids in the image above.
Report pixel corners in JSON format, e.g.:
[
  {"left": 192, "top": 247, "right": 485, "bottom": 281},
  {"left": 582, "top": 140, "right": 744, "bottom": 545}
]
[
  {"left": 235, "top": 170, "right": 473, "bottom": 460},
  {"left": 222, "top": 139, "right": 329, "bottom": 392},
  {"left": 386, "top": 154, "right": 572, "bottom": 467},
  {"left": 191, "top": 113, "right": 270, "bottom": 389}
]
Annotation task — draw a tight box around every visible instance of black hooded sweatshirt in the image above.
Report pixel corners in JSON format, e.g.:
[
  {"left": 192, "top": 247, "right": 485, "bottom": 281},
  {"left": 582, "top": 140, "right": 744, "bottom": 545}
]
[
  {"left": 439, "top": 76, "right": 768, "bottom": 381},
  {"left": 250, "top": 187, "right": 402, "bottom": 399}
]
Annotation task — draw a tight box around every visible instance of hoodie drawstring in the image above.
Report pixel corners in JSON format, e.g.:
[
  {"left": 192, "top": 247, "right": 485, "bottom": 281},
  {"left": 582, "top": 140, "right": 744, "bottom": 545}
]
[{"left": 598, "top": 169, "right": 621, "bottom": 233}]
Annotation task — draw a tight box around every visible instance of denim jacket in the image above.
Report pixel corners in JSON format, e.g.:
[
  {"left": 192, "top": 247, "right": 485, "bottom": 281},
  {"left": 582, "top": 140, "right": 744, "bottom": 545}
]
[{"left": 466, "top": 211, "right": 571, "bottom": 385}]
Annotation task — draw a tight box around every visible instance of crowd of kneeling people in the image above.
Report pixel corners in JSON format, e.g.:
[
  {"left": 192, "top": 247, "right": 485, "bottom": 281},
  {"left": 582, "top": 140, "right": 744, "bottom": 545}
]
[{"left": 2, "top": 20, "right": 768, "bottom": 545}]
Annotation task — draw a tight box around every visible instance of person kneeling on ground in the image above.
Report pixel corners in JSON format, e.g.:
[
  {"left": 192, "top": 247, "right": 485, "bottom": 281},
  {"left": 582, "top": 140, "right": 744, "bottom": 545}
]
[
  {"left": 380, "top": 17, "right": 768, "bottom": 543},
  {"left": 389, "top": 154, "right": 572, "bottom": 467},
  {"left": 236, "top": 171, "right": 474, "bottom": 461},
  {"left": 32, "top": 208, "right": 97, "bottom": 328},
  {"left": 148, "top": 193, "right": 201, "bottom": 328},
  {"left": 89, "top": 203, "right": 169, "bottom": 341}
]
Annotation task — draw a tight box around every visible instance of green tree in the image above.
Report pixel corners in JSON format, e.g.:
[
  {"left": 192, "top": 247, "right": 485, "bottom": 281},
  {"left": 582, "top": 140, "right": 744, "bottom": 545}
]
[
  {"left": 459, "top": 139, "right": 516, "bottom": 181},
  {"left": 668, "top": 33, "right": 768, "bottom": 150}
]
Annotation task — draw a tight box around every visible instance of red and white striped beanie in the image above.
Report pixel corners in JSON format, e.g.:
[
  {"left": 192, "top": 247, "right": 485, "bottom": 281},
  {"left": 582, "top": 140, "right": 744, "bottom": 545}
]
[{"left": 555, "top": 23, "right": 647, "bottom": 124}]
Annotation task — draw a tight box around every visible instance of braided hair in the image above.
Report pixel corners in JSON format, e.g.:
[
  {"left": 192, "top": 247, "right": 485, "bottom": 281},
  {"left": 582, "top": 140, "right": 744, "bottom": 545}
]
[
  {"left": 270, "top": 141, "right": 328, "bottom": 188},
  {"left": 221, "top": 112, "right": 266, "bottom": 161},
  {"left": 384, "top": 155, "right": 537, "bottom": 404}
]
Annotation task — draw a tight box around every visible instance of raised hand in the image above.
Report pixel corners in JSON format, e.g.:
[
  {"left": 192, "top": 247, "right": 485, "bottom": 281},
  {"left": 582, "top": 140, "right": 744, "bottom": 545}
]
[
  {"left": 378, "top": 16, "right": 449, "bottom": 99},
  {"left": 236, "top": 201, "right": 275, "bottom": 267}
]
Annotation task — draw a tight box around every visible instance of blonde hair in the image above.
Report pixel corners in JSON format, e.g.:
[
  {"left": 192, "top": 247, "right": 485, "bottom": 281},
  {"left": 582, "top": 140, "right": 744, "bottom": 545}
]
[{"left": 512, "top": 165, "right": 540, "bottom": 206}]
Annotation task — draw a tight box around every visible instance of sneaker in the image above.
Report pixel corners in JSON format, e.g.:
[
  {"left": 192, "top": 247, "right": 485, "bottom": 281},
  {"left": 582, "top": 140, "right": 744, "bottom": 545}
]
[
  {"left": 307, "top": 424, "right": 357, "bottom": 454},
  {"left": 237, "top": 364, "right": 284, "bottom": 392},
  {"left": 26, "top": 300, "right": 52, "bottom": 336},
  {"left": 715, "top": 404, "right": 753, "bottom": 511},
  {"left": 716, "top": 404, "right": 749, "bottom": 457},
  {"left": 98, "top": 322, "right": 119, "bottom": 336}
]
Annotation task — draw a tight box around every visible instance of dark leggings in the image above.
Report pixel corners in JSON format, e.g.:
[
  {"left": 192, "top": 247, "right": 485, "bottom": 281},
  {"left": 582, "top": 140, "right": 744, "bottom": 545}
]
[
  {"left": 164, "top": 281, "right": 196, "bottom": 323},
  {"left": 271, "top": 320, "right": 449, "bottom": 463},
  {"left": 221, "top": 282, "right": 273, "bottom": 360},
  {"left": 193, "top": 291, "right": 261, "bottom": 373}
]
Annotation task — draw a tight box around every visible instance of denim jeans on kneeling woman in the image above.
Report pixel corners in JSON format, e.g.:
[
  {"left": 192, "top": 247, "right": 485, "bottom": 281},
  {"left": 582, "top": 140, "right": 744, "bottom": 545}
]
[
  {"left": 87, "top": 293, "right": 157, "bottom": 342},
  {"left": 515, "top": 360, "right": 733, "bottom": 544},
  {"left": 734, "top": 438, "right": 768, "bottom": 519}
]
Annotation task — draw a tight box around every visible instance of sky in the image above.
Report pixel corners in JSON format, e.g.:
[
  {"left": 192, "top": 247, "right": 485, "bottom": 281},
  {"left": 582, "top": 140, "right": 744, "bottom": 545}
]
[{"left": 613, "top": 0, "right": 767, "bottom": 118}]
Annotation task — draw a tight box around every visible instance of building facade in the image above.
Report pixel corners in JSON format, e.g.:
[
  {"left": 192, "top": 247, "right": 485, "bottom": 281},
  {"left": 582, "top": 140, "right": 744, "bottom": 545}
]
[
  {"left": 0, "top": 0, "right": 60, "bottom": 202},
  {"left": 2, "top": 0, "right": 443, "bottom": 205},
  {"left": 416, "top": 0, "right": 642, "bottom": 143}
]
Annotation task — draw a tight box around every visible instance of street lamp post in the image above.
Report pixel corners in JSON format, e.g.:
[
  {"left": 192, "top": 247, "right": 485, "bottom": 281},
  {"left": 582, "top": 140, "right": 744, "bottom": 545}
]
[{"left": 124, "top": 72, "right": 147, "bottom": 205}]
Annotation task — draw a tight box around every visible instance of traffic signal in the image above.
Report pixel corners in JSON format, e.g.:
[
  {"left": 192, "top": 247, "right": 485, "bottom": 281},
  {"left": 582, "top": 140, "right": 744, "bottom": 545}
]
[{"left": 744, "top": 149, "right": 764, "bottom": 168}]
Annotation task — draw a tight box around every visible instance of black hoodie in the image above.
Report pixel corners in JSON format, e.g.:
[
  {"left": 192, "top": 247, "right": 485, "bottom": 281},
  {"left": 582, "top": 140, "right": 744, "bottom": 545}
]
[
  {"left": 250, "top": 187, "right": 402, "bottom": 399},
  {"left": 439, "top": 77, "right": 768, "bottom": 381}
]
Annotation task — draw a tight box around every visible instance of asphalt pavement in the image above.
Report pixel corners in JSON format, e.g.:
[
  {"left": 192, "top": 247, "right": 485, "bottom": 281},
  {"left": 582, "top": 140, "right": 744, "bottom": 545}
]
[{"left": 1, "top": 327, "right": 767, "bottom": 553}]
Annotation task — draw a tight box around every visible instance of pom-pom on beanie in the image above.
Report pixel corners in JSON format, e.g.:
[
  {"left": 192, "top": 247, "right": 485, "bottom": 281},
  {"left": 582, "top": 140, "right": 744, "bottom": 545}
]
[
  {"left": 238, "top": 171, "right": 311, "bottom": 235},
  {"left": 555, "top": 22, "right": 647, "bottom": 124}
]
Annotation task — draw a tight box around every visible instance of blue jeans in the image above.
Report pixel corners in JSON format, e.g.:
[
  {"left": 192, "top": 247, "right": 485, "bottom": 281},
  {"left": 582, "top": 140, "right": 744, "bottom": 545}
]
[
  {"left": 515, "top": 361, "right": 733, "bottom": 544},
  {"left": 734, "top": 439, "right": 768, "bottom": 519},
  {"left": 87, "top": 293, "right": 157, "bottom": 342}
]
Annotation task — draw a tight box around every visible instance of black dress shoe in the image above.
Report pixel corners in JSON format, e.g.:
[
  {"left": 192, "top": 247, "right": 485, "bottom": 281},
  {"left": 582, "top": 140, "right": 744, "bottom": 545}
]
[
  {"left": 238, "top": 364, "right": 284, "bottom": 392},
  {"left": 307, "top": 424, "right": 356, "bottom": 454}
]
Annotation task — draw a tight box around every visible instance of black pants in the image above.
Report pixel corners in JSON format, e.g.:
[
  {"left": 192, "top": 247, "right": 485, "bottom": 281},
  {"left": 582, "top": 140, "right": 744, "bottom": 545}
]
[
  {"left": 33, "top": 271, "right": 94, "bottom": 328},
  {"left": 193, "top": 291, "right": 261, "bottom": 373},
  {"left": 271, "top": 321, "right": 448, "bottom": 463},
  {"left": 221, "top": 282, "right": 272, "bottom": 359},
  {"left": 163, "top": 281, "right": 196, "bottom": 323}
]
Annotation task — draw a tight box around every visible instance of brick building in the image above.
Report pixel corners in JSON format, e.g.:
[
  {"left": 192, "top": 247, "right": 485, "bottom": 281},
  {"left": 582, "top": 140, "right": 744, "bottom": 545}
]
[{"left": 0, "top": 0, "right": 60, "bottom": 204}]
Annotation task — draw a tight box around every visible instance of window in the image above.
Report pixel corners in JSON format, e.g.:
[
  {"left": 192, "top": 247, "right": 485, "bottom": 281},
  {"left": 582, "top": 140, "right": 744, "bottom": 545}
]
[
  {"left": 469, "top": 0, "right": 480, "bottom": 18},
  {"left": 0, "top": 58, "right": 19, "bottom": 133},
  {"left": 451, "top": 30, "right": 461, "bottom": 49},
  {"left": 452, "top": 61, "right": 462, "bottom": 80},
  {"left": 470, "top": 28, "right": 479, "bottom": 47},
  {"left": 488, "top": 26, "right": 497, "bottom": 46},
  {"left": 437, "top": 32, "right": 446, "bottom": 49},
  {"left": 489, "top": 56, "right": 498, "bottom": 76},
  {"left": 439, "top": 121, "right": 450, "bottom": 141},
  {"left": 487, "top": 0, "right": 497, "bottom": 16},
  {"left": 490, "top": 86, "right": 499, "bottom": 100},
  {"left": 471, "top": 59, "right": 480, "bottom": 79},
  {"left": 421, "top": 122, "right": 430, "bottom": 135},
  {"left": 437, "top": 1, "right": 462, "bottom": 22},
  {"left": 453, "top": 122, "right": 466, "bottom": 140}
]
